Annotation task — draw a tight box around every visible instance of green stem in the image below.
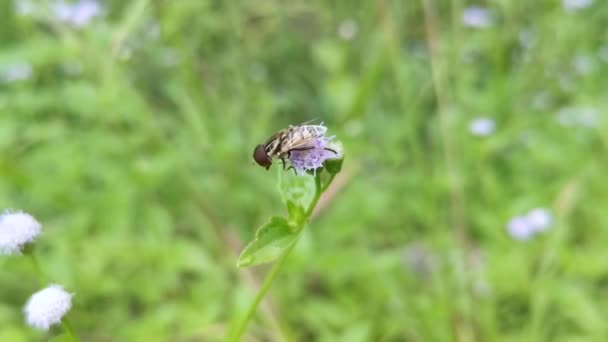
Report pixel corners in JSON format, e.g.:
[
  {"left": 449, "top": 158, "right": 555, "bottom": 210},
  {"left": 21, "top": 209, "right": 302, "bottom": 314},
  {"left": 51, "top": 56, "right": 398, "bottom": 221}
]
[
  {"left": 230, "top": 173, "right": 328, "bottom": 341},
  {"left": 28, "top": 253, "right": 45, "bottom": 287},
  {"left": 61, "top": 318, "right": 78, "bottom": 342}
]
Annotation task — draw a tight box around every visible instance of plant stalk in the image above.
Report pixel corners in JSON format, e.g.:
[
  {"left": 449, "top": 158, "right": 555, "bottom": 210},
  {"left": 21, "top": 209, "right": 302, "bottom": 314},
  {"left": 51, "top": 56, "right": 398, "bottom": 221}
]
[{"left": 230, "top": 172, "right": 327, "bottom": 341}]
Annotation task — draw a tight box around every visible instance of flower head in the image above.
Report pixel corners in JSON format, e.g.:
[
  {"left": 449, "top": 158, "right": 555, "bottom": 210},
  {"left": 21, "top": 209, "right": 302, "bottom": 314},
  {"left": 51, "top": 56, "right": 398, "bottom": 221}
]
[
  {"left": 0, "top": 62, "right": 33, "bottom": 83},
  {"left": 563, "top": 0, "right": 594, "bottom": 12},
  {"left": 461, "top": 6, "right": 493, "bottom": 28},
  {"left": 0, "top": 210, "right": 42, "bottom": 255},
  {"left": 337, "top": 19, "right": 358, "bottom": 40},
  {"left": 288, "top": 136, "right": 342, "bottom": 175},
  {"left": 469, "top": 117, "right": 496, "bottom": 137},
  {"left": 526, "top": 208, "right": 553, "bottom": 233},
  {"left": 52, "top": 0, "right": 102, "bottom": 27},
  {"left": 24, "top": 285, "right": 73, "bottom": 330},
  {"left": 506, "top": 216, "right": 534, "bottom": 241},
  {"left": 506, "top": 207, "right": 554, "bottom": 241}
]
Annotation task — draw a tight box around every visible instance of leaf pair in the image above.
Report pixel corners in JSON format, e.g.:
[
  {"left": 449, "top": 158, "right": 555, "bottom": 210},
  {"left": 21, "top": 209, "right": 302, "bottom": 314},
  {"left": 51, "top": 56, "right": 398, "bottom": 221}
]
[{"left": 237, "top": 171, "right": 316, "bottom": 267}]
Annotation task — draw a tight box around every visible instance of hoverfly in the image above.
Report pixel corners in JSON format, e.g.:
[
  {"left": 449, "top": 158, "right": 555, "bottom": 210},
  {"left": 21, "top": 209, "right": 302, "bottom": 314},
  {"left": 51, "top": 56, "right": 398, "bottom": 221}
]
[{"left": 252, "top": 122, "right": 331, "bottom": 170}]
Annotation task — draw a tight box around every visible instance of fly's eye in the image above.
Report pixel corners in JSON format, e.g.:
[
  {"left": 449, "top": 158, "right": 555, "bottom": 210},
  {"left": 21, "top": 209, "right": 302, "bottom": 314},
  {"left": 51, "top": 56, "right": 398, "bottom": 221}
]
[{"left": 253, "top": 144, "right": 272, "bottom": 169}]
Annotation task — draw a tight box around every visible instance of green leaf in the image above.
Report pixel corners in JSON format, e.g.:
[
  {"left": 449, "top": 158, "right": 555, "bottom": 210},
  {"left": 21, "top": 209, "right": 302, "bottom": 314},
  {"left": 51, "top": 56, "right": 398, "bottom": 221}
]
[
  {"left": 237, "top": 217, "right": 297, "bottom": 267},
  {"left": 286, "top": 200, "right": 306, "bottom": 227},
  {"left": 278, "top": 169, "right": 316, "bottom": 213}
]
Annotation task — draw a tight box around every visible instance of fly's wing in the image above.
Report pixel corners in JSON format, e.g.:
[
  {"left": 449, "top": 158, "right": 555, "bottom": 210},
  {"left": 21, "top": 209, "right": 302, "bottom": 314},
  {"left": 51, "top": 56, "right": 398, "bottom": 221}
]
[
  {"left": 278, "top": 125, "right": 327, "bottom": 154},
  {"left": 263, "top": 130, "right": 286, "bottom": 156},
  {"left": 291, "top": 118, "right": 322, "bottom": 127}
]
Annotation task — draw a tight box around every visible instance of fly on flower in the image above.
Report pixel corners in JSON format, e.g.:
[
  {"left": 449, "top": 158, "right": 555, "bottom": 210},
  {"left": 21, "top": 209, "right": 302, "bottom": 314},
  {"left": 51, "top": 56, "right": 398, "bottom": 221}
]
[{"left": 252, "top": 121, "right": 338, "bottom": 173}]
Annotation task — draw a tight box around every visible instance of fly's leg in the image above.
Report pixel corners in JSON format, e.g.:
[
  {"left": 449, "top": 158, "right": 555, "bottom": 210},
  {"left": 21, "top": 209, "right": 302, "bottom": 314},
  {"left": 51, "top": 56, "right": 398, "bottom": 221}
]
[
  {"left": 324, "top": 147, "right": 338, "bottom": 155},
  {"left": 287, "top": 146, "right": 314, "bottom": 152},
  {"left": 286, "top": 165, "right": 298, "bottom": 175}
]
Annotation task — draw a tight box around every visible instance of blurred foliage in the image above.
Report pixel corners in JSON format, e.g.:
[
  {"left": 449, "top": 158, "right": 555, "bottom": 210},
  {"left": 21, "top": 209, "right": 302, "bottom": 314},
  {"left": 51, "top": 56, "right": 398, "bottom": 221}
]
[{"left": 1, "top": 0, "right": 607, "bottom": 340}]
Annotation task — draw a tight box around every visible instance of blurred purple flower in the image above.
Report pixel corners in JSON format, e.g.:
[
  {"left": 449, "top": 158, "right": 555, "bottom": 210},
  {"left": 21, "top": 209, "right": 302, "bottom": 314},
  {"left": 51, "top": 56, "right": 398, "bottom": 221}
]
[
  {"left": 52, "top": 0, "right": 102, "bottom": 27},
  {"left": 402, "top": 243, "right": 438, "bottom": 278},
  {"left": 506, "top": 216, "right": 534, "bottom": 241},
  {"left": 462, "top": 6, "right": 493, "bottom": 28},
  {"left": 526, "top": 208, "right": 553, "bottom": 233},
  {"left": 469, "top": 117, "right": 496, "bottom": 137}
]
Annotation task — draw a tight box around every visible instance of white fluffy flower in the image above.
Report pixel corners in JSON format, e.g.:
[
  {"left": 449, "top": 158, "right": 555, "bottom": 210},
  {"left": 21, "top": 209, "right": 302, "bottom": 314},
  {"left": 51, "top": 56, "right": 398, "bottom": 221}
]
[
  {"left": 24, "top": 285, "right": 73, "bottom": 330},
  {"left": 0, "top": 211, "right": 42, "bottom": 255}
]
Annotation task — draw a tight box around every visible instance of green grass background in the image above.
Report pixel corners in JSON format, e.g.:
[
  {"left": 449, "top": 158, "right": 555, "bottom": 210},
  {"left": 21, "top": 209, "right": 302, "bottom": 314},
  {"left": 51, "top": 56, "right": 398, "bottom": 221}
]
[{"left": 1, "top": 0, "right": 607, "bottom": 340}]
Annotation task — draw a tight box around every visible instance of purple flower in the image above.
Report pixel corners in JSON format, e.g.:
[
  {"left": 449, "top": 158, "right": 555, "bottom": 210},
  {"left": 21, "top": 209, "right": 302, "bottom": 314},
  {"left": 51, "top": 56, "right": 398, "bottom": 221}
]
[
  {"left": 469, "top": 117, "right": 496, "bottom": 137},
  {"left": 288, "top": 136, "right": 341, "bottom": 175},
  {"left": 506, "top": 207, "right": 554, "bottom": 241},
  {"left": 461, "top": 6, "right": 493, "bottom": 28},
  {"left": 506, "top": 216, "right": 534, "bottom": 241},
  {"left": 526, "top": 208, "right": 553, "bottom": 233},
  {"left": 52, "top": 0, "right": 102, "bottom": 27}
]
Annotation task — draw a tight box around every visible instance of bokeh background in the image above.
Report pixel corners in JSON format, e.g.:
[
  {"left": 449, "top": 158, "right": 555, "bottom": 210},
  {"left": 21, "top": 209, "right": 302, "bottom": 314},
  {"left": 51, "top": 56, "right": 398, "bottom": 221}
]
[{"left": 1, "top": 0, "right": 607, "bottom": 340}]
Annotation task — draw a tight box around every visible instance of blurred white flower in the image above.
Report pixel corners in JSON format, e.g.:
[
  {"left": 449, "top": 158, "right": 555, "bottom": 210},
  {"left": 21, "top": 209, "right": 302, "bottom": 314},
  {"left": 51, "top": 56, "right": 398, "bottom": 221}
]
[
  {"left": 14, "top": 0, "right": 35, "bottom": 16},
  {"left": 60, "top": 61, "right": 82, "bottom": 76},
  {"left": 556, "top": 107, "right": 598, "bottom": 128},
  {"left": 598, "top": 45, "right": 608, "bottom": 63},
  {"left": 337, "top": 19, "right": 358, "bottom": 40},
  {"left": 161, "top": 49, "right": 180, "bottom": 67},
  {"left": 411, "top": 41, "right": 429, "bottom": 60},
  {"left": 526, "top": 208, "right": 553, "bottom": 233},
  {"left": 531, "top": 91, "right": 553, "bottom": 110},
  {"left": 469, "top": 117, "right": 496, "bottom": 137},
  {"left": 572, "top": 54, "right": 595, "bottom": 75},
  {"left": 558, "top": 74, "right": 576, "bottom": 92},
  {"left": 563, "top": 0, "right": 594, "bottom": 12},
  {"left": 0, "top": 62, "right": 33, "bottom": 83},
  {"left": 52, "top": 0, "right": 102, "bottom": 27},
  {"left": 24, "top": 285, "right": 73, "bottom": 330},
  {"left": 461, "top": 6, "right": 493, "bottom": 28},
  {"left": 0, "top": 211, "right": 42, "bottom": 255},
  {"left": 518, "top": 29, "right": 536, "bottom": 50},
  {"left": 506, "top": 216, "right": 534, "bottom": 241}
]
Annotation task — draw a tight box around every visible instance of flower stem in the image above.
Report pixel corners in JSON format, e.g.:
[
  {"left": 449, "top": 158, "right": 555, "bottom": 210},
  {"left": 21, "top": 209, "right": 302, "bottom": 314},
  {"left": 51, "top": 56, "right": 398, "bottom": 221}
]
[
  {"left": 28, "top": 253, "right": 45, "bottom": 287},
  {"left": 230, "top": 173, "right": 329, "bottom": 341},
  {"left": 61, "top": 318, "right": 78, "bottom": 342}
]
